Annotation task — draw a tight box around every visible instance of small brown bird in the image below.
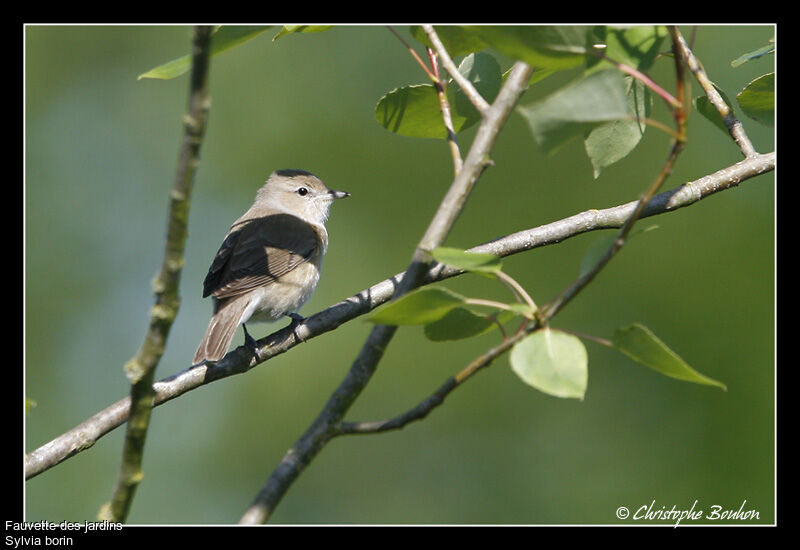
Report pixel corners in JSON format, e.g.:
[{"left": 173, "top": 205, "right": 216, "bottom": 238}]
[{"left": 193, "top": 169, "right": 349, "bottom": 365}]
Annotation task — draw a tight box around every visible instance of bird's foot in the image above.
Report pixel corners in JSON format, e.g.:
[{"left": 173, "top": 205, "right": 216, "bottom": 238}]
[
  {"left": 242, "top": 323, "right": 257, "bottom": 347},
  {"left": 242, "top": 324, "right": 263, "bottom": 361},
  {"left": 286, "top": 313, "right": 307, "bottom": 342}
]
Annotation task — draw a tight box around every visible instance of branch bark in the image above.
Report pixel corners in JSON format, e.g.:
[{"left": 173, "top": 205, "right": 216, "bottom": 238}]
[{"left": 24, "top": 152, "right": 774, "bottom": 481}]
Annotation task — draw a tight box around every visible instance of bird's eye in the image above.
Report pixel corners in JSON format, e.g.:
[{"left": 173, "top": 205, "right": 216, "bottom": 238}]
[{"left": 297, "top": 187, "right": 308, "bottom": 196}]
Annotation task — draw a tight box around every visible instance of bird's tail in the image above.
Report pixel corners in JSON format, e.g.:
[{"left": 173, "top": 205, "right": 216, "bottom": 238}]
[{"left": 193, "top": 298, "right": 247, "bottom": 365}]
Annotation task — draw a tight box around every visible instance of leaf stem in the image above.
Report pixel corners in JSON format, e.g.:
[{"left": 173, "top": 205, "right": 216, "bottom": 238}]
[
  {"left": 427, "top": 46, "right": 464, "bottom": 175},
  {"left": 588, "top": 47, "right": 681, "bottom": 113},
  {"left": 464, "top": 298, "right": 533, "bottom": 319},
  {"left": 386, "top": 26, "right": 437, "bottom": 83},
  {"left": 563, "top": 329, "right": 613, "bottom": 348},
  {"left": 494, "top": 270, "right": 538, "bottom": 315}
]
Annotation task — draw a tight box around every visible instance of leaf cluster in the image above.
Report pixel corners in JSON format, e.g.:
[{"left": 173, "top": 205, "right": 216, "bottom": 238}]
[
  {"left": 139, "top": 26, "right": 774, "bottom": 170},
  {"left": 368, "top": 248, "right": 726, "bottom": 399}
]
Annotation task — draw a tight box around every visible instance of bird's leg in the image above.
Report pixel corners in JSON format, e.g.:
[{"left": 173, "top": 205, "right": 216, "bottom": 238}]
[
  {"left": 242, "top": 323, "right": 267, "bottom": 362},
  {"left": 242, "top": 323, "right": 258, "bottom": 348},
  {"left": 286, "top": 312, "right": 307, "bottom": 342}
]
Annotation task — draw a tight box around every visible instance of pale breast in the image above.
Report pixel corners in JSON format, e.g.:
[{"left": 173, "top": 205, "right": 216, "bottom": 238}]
[{"left": 239, "top": 258, "right": 322, "bottom": 325}]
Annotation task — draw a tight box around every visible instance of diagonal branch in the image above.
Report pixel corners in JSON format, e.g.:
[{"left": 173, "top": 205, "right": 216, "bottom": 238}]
[
  {"left": 96, "top": 25, "right": 213, "bottom": 523},
  {"left": 237, "top": 60, "right": 535, "bottom": 525},
  {"left": 338, "top": 332, "right": 521, "bottom": 435},
  {"left": 24, "top": 152, "right": 774, "bottom": 481}
]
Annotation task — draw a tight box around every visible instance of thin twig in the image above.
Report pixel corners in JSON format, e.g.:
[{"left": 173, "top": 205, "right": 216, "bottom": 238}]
[
  {"left": 423, "top": 25, "right": 490, "bottom": 115},
  {"left": 24, "top": 151, "right": 775, "bottom": 481},
  {"left": 563, "top": 329, "right": 614, "bottom": 348},
  {"left": 464, "top": 297, "right": 533, "bottom": 318},
  {"left": 592, "top": 49, "right": 681, "bottom": 111},
  {"left": 338, "top": 332, "right": 522, "bottom": 435},
  {"left": 427, "top": 47, "right": 463, "bottom": 175},
  {"left": 96, "top": 25, "right": 213, "bottom": 523},
  {"left": 637, "top": 116, "right": 682, "bottom": 140},
  {"left": 494, "top": 270, "right": 538, "bottom": 314},
  {"left": 386, "top": 26, "right": 437, "bottom": 82},
  {"left": 669, "top": 26, "right": 758, "bottom": 158}
]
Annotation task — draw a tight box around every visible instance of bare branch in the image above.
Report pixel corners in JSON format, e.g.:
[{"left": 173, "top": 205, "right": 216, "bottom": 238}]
[
  {"left": 338, "top": 331, "right": 521, "bottom": 435},
  {"left": 96, "top": 25, "right": 213, "bottom": 523},
  {"left": 386, "top": 26, "right": 437, "bottom": 82}
]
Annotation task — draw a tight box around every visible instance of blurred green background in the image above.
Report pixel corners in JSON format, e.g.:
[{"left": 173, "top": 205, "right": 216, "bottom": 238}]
[{"left": 24, "top": 25, "right": 774, "bottom": 525}]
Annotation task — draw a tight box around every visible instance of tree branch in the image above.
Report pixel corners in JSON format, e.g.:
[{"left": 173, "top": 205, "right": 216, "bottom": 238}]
[
  {"left": 337, "top": 330, "right": 521, "bottom": 435},
  {"left": 24, "top": 152, "right": 774, "bottom": 481},
  {"left": 337, "top": 37, "right": 697, "bottom": 437},
  {"left": 669, "top": 26, "right": 758, "bottom": 158},
  {"left": 96, "top": 25, "right": 213, "bottom": 523},
  {"left": 237, "top": 60, "right": 535, "bottom": 525}
]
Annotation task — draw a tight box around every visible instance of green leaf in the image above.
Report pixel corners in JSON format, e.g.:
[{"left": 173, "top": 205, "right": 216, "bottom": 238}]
[
  {"left": 737, "top": 72, "right": 774, "bottom": 126},
  {"left": 518, "top": 69, "right": 630, "bottom": 154},
  {"left": 452, "top": 52, "right": 503, "bottom": 126},
  {"left": 464, "top": 25, "right": 590, "bottom": 71},
  {"left": 693, "top": 82, "right": 736, "bottom": 134},
  {"left": 409, "top": 26, "right": 488, "bottom": 57},
  {"left": 367, "top": 287, "right": 465, "bottom": 325},
  {"left": 375, "top": 52, "right": 502, "bottom": 139},
  {"left": 375, "top": 84, "right": 443, "bottom": 138},
  {"left": 731, "top": 40, "right": 774, "bottom": 67},
  {"left": 510, "top": 327, "right": 588, "bottom": 399},
  {"left": 587, "top": 26, "right": 667, "bottom": 74},
  {"left": 432, "top": 247, "right": 502, "bottom": 274},
  {"left": 424, "top": 307, "right": 511, "bottom": 341},
  {"left": 612, "top": 323, "right": 727, "bottom": 390},
  {"left": 526, "top": 68, "right": 555, "bottom": 85},
  {"left": 138, "top": 26, "right": 270, "bottom": 80},
  {"left": 272, "top": 25, "right": 333, "bottom": 41},
  {"left": 584, "top": 76, "right": 649, "bottom": 178}
]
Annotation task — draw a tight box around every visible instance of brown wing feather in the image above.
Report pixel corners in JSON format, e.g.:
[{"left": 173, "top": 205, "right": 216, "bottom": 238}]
[{"left": 202, "top": 213, "right": 321, "bottom": 300}]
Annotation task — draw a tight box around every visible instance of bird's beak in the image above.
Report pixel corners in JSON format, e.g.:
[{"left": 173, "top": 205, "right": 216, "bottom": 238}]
[{"left": 331, "top": 190, "right": 350, "bottom": 200}]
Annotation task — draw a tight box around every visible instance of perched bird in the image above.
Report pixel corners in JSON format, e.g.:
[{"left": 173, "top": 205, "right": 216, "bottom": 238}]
[{"left": 193, "top": 169, "right": 349, "bottom": 364}]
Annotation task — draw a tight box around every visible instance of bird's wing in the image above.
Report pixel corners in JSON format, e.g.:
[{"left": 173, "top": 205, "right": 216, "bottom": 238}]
[{"left": 202, "top": 213, "right": 322, "bottom": 300}]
